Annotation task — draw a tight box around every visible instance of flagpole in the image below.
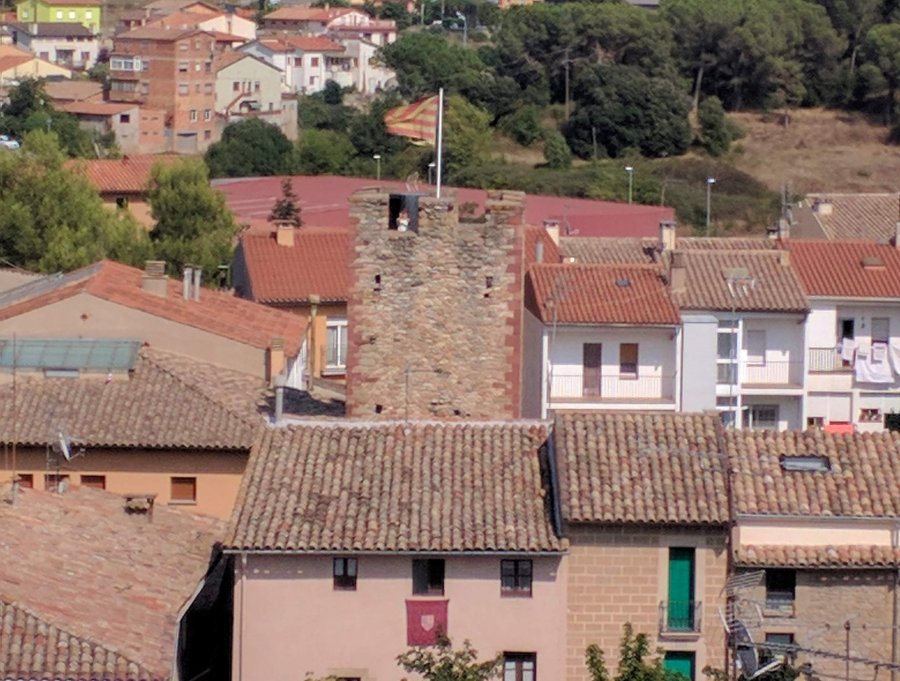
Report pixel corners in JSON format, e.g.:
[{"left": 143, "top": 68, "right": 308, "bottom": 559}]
[{"left": 435, "top": 87, "right": 444, "bottom": 199}]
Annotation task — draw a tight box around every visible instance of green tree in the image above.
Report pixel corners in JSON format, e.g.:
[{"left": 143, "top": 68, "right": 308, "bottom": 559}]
[
  {"left": 543, "top": 128, "right": 572, "bottom": 168},
  {"left": 499, "top": 105, "right": 544, "bottom": 146},
  {"left": 863, "top": 22, "right": 900, "bottom": 121},
  {"left": 443, "top": 95, "right": 492, "bottom": 178},
  {"left": 0, "top": 130, "right": 148, "bottom": 272},
  {"left": 697, "top": 95, "right": 740, "bottom": 156},
  {"left": 269, "top": 177, "right": 302, "bottom": 226},
  {"left": 295, "top": 129, "right": 356, "bottom": 174},
  {"left": 586, "top": 624, "right": 684, "bottom": 681},
  {"left": 397, "top": 636, "right": 501, "bottom": 681},
  {"left": 147, "top": 159, "right": 236, "bottom": 280},
  {"left": 204, "top": 118, "right": 294, "bottom": 178}
]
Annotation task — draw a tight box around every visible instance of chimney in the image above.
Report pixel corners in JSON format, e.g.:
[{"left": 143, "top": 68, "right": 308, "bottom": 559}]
[
  {"left": 275, "top": 221, "right": 294, "bottom": 247},
  {"left": 659, "top": 220, "right": 677, "bottom": 252},
  {"left": 268, "top": 336, "right": 285, "bottom": 384},
  {"left": 141, "top": 260, "right": 168, "bottom": 297},
  {"left": 669, "top": 251, "right": 686, "bottom": 294},
  {"left": 274, "top": 372, "right": 286, "bottom": 424},
  {"left": 192, "top": 267, "right": 202, "bottom": 301},
  {"left": 813, "top": 198, "right": 833, "bottom": 215},
  {"left": 542, "top": 219, "right": 560, "bottom": 245},
  {"left": 182, "top": 266, "right": 193, "bottom": 300}
]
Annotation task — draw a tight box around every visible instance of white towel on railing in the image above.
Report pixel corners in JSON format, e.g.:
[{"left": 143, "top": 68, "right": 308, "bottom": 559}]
[
  {"left": 890, "top": 341, "right": 900, "bottom": 376},
  {"left": 856, "top": 342, "right": 893, "bottom": 383},
  {"left": 872, "top": 342, "right": 887, "bottom": 363},
  {"left": 839, "top": 338, "right": 857, "bottom": 363}
]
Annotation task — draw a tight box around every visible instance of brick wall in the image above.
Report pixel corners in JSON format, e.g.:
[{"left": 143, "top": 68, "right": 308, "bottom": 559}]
[
  {"left": 566, "top": 525, "right": 729, "bottom": 681},
  {"left": 345, "top": 188, "right": 524, "bottom": 419},
  {"left": 739, "top": 569, "right": 896, "bottom": 678}
]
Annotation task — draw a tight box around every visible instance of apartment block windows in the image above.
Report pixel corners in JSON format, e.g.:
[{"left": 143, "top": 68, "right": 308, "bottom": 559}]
[
  {"left": 190, "top": 109, "right": 197, "bottom": 122},
  {"left": 311, "top": 56, "right": 320, "bottom": 67},
  {"left": 619, "top": 343, "right": 638, "bottom": 378},
  {"left": 55, "top": 10, "right": 63, "bottom": 18},
  {"left": 582, "top": 343, "right": 602, "bottom": 397},
  {"left": 666, "top": 547, "right": 696, "bottom": 632},
  {"left": 204, "top": 109, "right": 211, "bottom": 121},
  {"left": 503, "top": 653, "right": 536, "bottom": 681},
  {"left": 178, "top": 83, "right": 189, "bottom": 96},
  {"left": 233, "top": 81, "right": 240, "bottom": 91},
  {"left": 500, "top": 559, "right": 532, "bottom": 597},
  {"left": 119, "top": 113, "right": 130, "bottom": 124},
  {"left": 325, "top": 318, "right": 348, "bottom": 374},
  {"left": 179, "top": 61, "right": 189, "bottom": 72},
  {"left": 412, "top": 559, "right": 445, "bottom": 596},
  {"left": 333, "top": 557, "right": 357, "bottom": 590},
  {"left": 170, "top": 476, "right": 196, "bottom": 503},
  {"left": 765, "top": 569, "right": 795, "bottom": 614}
]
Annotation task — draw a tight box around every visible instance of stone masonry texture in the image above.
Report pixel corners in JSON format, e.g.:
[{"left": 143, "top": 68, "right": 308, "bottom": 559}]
[{"left": 345, "top": 188, "right": 524, "bottom": 419}]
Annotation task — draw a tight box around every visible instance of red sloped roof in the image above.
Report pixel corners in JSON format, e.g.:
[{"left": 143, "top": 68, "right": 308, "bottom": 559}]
[
  {"left": 0, "top": 260, "right": 305, "bottom": 354},
  {"left": 526, "top": 262, "right": 679, "bottom": 325},
  {"left": 284, "top": 35, "right": 345, "bottom": 52},
  {"left": 67, "top": 155, "right": 179, "bottom": 193},
  {"left": 524, "top": 225, "right": 561, "bottom": 268},
  {"left": 57, "top": 101, "right": 136, "bottom": 116},
  {"left": 239, "top": 227, "right": 353, "bottom": 304},
  {"left": 788, "top": 240, "right": 900, "bottom": 298},
  {"left": 265, "top": 6, "right": 354, "bottom": 21}
]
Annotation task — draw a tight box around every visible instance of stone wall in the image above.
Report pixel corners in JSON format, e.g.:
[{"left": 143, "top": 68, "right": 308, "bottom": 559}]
[
  {"left": 566, "top": 524, "right": 729, "bottom": 681},
  {"left": 739, "top": 569, "right": 896, "bottom": 679},
  {"left": 345, "top": 188, "right": 524, "bottom": 419}
]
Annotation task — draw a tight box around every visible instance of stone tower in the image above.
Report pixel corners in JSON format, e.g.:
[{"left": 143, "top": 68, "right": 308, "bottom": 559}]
[{"left": 345, "top": 188, "right": 525, "bottom": 419}]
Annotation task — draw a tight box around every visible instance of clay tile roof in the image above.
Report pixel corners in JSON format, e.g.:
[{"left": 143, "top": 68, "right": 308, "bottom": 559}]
[
  {"left": 43, "top": 78, "right": 103, "bottom": 103},
  {"left": 560, "top": 237, "right": 657, "bottom": 264},
  {"left": 7, "top": 21, "right": 94, "bottom": 36},
  {"left": 672, "top": 250, "right": 808, "bottom": 312},
  {"left": 0, "top": 486, "right": 226, "bottom": 680},
  {"left": 264, "top": 6, "right": 353, "bottom": 21},
  {"left": 0, "top": 260, "right": 305, "bottom": 355},
  {"left": 116, "top": 25, "right": 204, "bottom": 40},
  {"left": 68, "top": 155, "right": 178, "bottom": 193},
  {"left": 524, "top": 226, "right": 561, "bottom": 268},
  {"left": 283, "top": 35, "right": 345, "bottom": 52},
  {"left": 787, "top": 240, "right": 900, "bottom": 298},
  {"left": 0, "top": 347, "right": 265, "bottom": 450},
  {"left": 57, "top": 101, "right": 135, "bottom": 116},
  {"left": 526, "top": 263, "right": 679, "bottom": 325},
  {"left": 800, "top": 193, "right": 900, "bottom": 241},
  {"left": 237, "top": 228, "right": 352, "bottom": 304},
  {"left": 0, "top": 599, "right": 159, "bottom": 681},
  {"left": 726, "top": 429, "right": 900, "bottom": 518},
  {"left": 555, "top": 411, "right": 729, "bottom": 525},
  {"left": 735, "top": 545, "right": 900, "bottom": 569},
  {"left": 226, "top": 421, "right": 563, "bottom": 553},
  {"left": 0, "top": 53, "right": 31, "bottom": 72},
  {"left": 33, "top": 0, "right": 98, "bottom": 5}
]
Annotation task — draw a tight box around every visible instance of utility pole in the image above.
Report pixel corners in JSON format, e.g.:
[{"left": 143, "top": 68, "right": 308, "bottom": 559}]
[
  {"left": 625, "top": 166, "right": 634, "bottom": 204},
  {"left": 706, "top": 176, "right": 716, "bottom": 235}
]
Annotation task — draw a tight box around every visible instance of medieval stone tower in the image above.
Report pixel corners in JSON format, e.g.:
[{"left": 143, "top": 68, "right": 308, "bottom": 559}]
[{"left": 345, "top": 188, "right": 525, "bottom": 419}]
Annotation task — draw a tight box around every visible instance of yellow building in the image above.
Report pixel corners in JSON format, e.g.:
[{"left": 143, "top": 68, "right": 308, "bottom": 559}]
[{"left": 16, "top": 0, "right": 101, "bottom": 33}]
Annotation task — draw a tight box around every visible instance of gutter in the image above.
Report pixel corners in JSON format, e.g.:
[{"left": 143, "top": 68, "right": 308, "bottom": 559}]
[{"left": 221, "top": 548, "right": 567, "bottom": 556}]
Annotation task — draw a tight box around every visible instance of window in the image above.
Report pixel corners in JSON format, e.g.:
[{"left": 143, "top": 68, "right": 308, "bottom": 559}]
[
  {"left": 325, "top": 319, "right": 348, "bottom": 373},
  {"left": 110, "top": 57, "right": 141, "bottom": 71},
  {"left": 761, "top": 633, "right": 794, "bottom": 665},
  {"left": 55, "top": 10, "right": 63, "bottom": 18},
  {"left": 333, "top": 557, "right": 358, "bottom": 590},
  {"left": 311, "top": 56, "right": 319, "bottom": 67},
  {"left": 44, "top": 473, "right": 70, "bottom": 492},
  {"left": 840, "top": 318, "right": 855, "bottom": 340},
  {"left": 412, "top": 559, "right": 445, "bottom": 595},
  {"left": 717, "top": 323, "right": 738, "bottom": 385},
  {"left": 115, "top": 196, "right": 129, "bottom": 209},
  {"left": 744, "top": 404, "right": 779, "bottom": 431},
  {"left": 254, "top": 81, "right": 260, "bottom": 92},
  {"left": 501, "top": 559, "right": 532, "bottom": 597},
  {"left": 204, "top": 130, "right": 211, "bottom": 140},
  {"left": 80, "top": 475, "right": 106, "bottom": 490},
  {"left": 233, "top": 81, "right": 240, "bottom": 91},
  {"left": 861, "top": 407, "right": 881, "bottom": 422},
  {"left": 663, "top": 652, "right": 695, "bottom": 681},
  {"left": 17, "top": 473, "right": 33, "bottom": 489},
  {"left": 204, "top": 109, "right": 211, "bottom": 121},
  {"left": 619, "top": 343, "right": 638, "bottom": 378},
  {"left": 765, "top": 569, "right": 795, "bottom": 613},
  {"left": 141, "top": 82, "right": 149, "bottom": 95},
  {"left": 178, "top": 83, "right": 189, "bottom": 96},
  {"left": 119, "top": 113, "right": 130, "bottom": 124},
  {"left": 68, "top": 10, "right": 76, "bottom": 18},
  {"left": 190, "top": 109, "right": 198, "bottom": 122},
  {"left": 582, "top": 343, "right": 602, "bottom": 397},
  {"left": 142, "top": 60, "right": 150, "bottom": 71},
  {"left": 666, "top": 547, "right": 695, "bottom": 631},
  {"left": 745, "top": 329, "right": 766, "bottom": 365},
  {"left": 872, "top": 317, "right": 890, "bottom": 343},
  {"left": 195, "top": 83, "right": 201, "bottom": 93},
  {"left": 203, "top": 82, "right": 213, "bottom": 94},
  {"left": 503, "top": 653, "right": 535, "bottom": 681},
  {"left": 170, "top": 476, "right": 196, "bottom": 503},
  {"left": 85, "top": 9, "right": 92, "bottom": 18},
  {"left": 179, "top": 61, "right": 189, "bottom": 72}
]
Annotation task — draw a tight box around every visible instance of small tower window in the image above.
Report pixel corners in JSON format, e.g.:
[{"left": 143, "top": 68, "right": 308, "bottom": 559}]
[{"left": 389, "top": 193, "right": 420, "bottom": 233}]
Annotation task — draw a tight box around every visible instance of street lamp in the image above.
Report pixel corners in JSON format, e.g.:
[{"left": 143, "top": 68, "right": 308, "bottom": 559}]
[
  {"left": 625, "top": 166, "right": 634, "bottom": 204},
  {"left": 705, "top": 177, "right": 716, "bottom": 235},
  {"left": 373, "top": 153, "right": 382, "bottom": 181},
  {"left": 427, "top": 161, "right": 436, "bottom": 185},
  {"left": 456, "top": 11, "right": 467, "bottom": 46}
]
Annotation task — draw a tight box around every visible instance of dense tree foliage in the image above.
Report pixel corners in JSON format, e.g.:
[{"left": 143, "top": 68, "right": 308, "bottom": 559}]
[
  {"left": 204, "top": 119, "right": 294, "bottom": 178},
  {"left": 586, "top": 623, "right": 687, "bottom": 681},
  {"left": 397, "top": 636, "right": 501, "bottom": 681},
  {"left": 0, "top": 132, "right": 148, "bottom": 272}
]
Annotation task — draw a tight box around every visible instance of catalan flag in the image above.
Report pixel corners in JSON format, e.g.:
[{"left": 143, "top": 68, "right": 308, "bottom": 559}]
[{"left": 383, "top": 95, "right": 440, "bottom": 146}]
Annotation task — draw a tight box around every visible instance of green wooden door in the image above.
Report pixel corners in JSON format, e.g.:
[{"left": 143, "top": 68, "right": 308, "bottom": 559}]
[
  {"left": 665, "top": 651, "right": 695, "bottom": 681},
  {"left": 667, "top": 547, "right": 695, "bottom": 630}
]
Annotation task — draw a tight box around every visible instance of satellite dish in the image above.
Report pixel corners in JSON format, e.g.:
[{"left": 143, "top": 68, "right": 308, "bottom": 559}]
[
  {"left": 732, "top": 620, "right": 758, "bottom": 677},
  {"left": 58, "top": 432, "right": 72, "bottom": 461}
]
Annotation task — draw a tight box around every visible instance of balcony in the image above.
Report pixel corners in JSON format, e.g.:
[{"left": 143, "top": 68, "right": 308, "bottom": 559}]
[
  {"left": 549, "top": 371, "right": 675, "bottom": 404},
  {"left": 808, "top": 347, "right": 850, "bottom": 373},
  {"left": 741, "top": 360, "right": 803, "bottom": 387},
  {"left": 659, "top": 600, "right": 702, "bottom": 635}
]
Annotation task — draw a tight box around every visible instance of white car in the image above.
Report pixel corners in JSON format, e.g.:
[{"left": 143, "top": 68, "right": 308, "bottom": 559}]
[{"left": 0, "top": 135, "right": 20, "bottom": 150}]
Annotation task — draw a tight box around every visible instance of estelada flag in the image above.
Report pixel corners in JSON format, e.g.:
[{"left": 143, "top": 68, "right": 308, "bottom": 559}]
[{"left": 384, "top": 95, "right": 439, "bottom": 146}]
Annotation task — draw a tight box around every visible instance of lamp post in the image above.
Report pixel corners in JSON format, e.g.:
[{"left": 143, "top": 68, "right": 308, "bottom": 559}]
[
  {"left": 705, "top": 176, "right": 716, "bottom": 235},
  {"left": 373, "top": 154, "right": 382, "bottom": 181},
  {"left": 456, "top": 11, "right": 467, "bottom": 46},
  {"left": 427, "top": 161, "right": 436, "bottom": 185},
  {"left": 625, "top": 166, "right": 634, "bottom": 204}
]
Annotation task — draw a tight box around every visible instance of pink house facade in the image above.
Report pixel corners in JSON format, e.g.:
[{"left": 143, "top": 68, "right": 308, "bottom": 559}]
[{"left": 225, "top": 421, "right": 568, "bottom": 681}]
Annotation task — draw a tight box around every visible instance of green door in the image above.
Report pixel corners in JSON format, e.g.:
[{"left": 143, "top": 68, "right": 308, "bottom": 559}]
[
  {"left": 665, "top": 651, "right": 695, "bottom": 681},
  {"left": 667, "top": 547, "right": 695, "bottom": 630}
]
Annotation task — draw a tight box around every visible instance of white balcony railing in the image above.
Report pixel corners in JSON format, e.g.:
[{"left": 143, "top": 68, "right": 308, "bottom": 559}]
[
  {"left": 549, "top": 370, "right": 675, "bottom": 402},
  {"left": 741, "top": 360, "right": 803, "bottom": 386},
  {"left": 808, "top": 347, "right": 849, "bottom": 373}
]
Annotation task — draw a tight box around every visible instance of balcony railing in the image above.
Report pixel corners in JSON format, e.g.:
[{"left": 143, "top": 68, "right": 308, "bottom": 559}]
[
  {"left": 741, "top": 360, "right": 803, "bottom": 386},
  {"left": 659, "top": 600, "right": 702, "bottom": 634},
  {"left": 549, "top": 371, "right": 675, "bottom": 402},
  {"left": 808, "top": 347, "right": 849, "bottom": 373}
]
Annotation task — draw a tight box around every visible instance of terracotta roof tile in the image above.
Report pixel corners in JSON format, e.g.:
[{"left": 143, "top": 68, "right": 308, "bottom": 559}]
[
  {"left": 6, "top": 21, "right": 94, "bottom": 37},
  {"left": 0, "top": 260, "right": 305, "bottom": 355},
  {"left": 555, "top": 412, "right": 729, "bottom": 525},
  {"left": 58, "top": 101, "right": 136, "bottom": 116},
  {"left": 560, "top": 237, "right": 656, "bottom": 264},
  {"left": 0, "top": 487, "right": 226, "bottom": 679},
  {"left": 0, "top": 348, "right": 265, "bottom": 450},
  {"left": 237, "top": 228, "right": 352, "bottom": 304},
  {"left": 283, "top": 35, "right": 345, "bottom": 52},
  {"left": 526, "top": 263, "right": 679, "bottom": 325},
  {"left": 672, "top": 250, "right": 808, "bottom": 312},
  {"left": 0, "top": 599, "right": 158, "bottom": 681},
  {"left": 800, "top": 193, "right": 900, "bottom": 241},
  {"left": 226, "top": 421, "right": 563, "bottom": 553},
  {"left": 727, "top": 429, "right": 900, "bottom": 518},
  {"left": 524, "top": 226, "right": 561, "bottom": 268},
  {"left": 68, "top": 155, "right": 178, "bottom": 193},
  {"left": 735, "top": 544, "right": 900, "bottom": 569},
  {"left": 42, "top": 79, "right": 103, "bottom": 104},
  {"left": 787, "top": 240, "right": 900, "bottom": 298},
  {"left": 264, "top": 6, "right": 354, "bottom": 21}
]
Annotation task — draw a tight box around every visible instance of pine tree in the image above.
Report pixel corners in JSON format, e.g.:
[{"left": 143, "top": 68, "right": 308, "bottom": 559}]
[{"left": 269, "top": 177, "right": 302, "bottom": 228}]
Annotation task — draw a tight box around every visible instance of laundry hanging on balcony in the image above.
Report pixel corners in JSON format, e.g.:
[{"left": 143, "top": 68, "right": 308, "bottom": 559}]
[{"left": 854, "top": 342, "right": 893, "bottom": 383}]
